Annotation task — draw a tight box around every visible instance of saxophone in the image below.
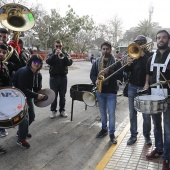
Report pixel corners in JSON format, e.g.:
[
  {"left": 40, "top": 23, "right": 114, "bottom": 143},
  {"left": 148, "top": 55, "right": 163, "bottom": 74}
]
[
  {"left": 3, "top": 45, "right": 14, "bottom": 62},
  {"left": 3, "top": 31, "right": 19, "bottom": 62},
  {"left": 97, "top": 56, "right": 106, "bottom": 93}
]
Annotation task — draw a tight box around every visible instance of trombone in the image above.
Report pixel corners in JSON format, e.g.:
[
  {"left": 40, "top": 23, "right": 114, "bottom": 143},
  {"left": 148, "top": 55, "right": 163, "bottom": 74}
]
[
  {"left": 82, "top": 41, "right": 154, "bottom": 106},
  {"left": 97, "top": 41, "right": 154, "bottom": 91}
]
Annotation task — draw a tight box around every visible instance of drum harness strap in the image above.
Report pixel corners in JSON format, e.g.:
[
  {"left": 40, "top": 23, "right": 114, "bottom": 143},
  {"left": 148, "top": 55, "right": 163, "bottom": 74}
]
[{"left": 150, "top": 52, "right": 170, "bottom": 97}]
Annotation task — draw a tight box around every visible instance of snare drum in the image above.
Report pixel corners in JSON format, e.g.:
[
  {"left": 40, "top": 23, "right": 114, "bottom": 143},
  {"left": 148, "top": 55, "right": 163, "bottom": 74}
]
[
  {"left": 134, "top": 95, "right": 167, "bottom": 114},
  {"left": 0, "top": 87, "right": 27, "bottom": 128}
]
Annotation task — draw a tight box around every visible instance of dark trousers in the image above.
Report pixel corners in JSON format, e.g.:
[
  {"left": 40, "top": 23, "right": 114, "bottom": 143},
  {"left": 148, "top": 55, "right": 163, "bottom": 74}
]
[
  {"left": 50, "top": 76, "right": 67, "bottom": 113},
  {"left": 18, "top": 98, "right": 35, "bottom": 141}
]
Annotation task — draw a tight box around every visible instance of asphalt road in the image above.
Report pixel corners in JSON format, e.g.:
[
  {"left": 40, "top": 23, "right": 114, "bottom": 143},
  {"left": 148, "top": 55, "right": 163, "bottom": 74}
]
[{"left": 0, "top": 61, "right": 129, "bottom": 170}]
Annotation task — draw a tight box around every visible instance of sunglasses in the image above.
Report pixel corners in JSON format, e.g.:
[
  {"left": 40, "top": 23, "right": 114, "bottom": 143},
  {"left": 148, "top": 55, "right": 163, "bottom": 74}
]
[
  {"left": 32, "top": 60, "right": 42, "bottom": 65},
  {"left": 56, "top": 45, "right": 62, "bottom": 48}
]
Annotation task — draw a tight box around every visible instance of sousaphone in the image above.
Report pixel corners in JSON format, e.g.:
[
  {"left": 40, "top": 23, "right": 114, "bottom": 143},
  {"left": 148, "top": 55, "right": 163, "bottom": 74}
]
[{"left": 0, "top": 3, "right": 35, "bottom": 32}]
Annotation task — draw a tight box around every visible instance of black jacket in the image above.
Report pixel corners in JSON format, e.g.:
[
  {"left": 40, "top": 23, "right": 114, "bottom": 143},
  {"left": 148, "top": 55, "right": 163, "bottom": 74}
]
[
  {"left": 12, "top": 66, "right": 42, "bottom": 99},
  {"left": 0, "top": 61, "right": 10, "bottom": 87},
  {"left": 6, "top": 46, "right": 21, "bottom": 76},
  {"left": 46, "top": 50, "right": 73, "bottom": 77},
  {"left": 124, "top": 53, "right": 152, "bottom": 86}
]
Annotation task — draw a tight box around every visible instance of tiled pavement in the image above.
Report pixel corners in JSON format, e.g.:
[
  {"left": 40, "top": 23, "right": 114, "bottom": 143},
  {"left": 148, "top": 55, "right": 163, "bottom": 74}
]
[{"left": 95, "top": 114, "right": 163, "bottom": 170}]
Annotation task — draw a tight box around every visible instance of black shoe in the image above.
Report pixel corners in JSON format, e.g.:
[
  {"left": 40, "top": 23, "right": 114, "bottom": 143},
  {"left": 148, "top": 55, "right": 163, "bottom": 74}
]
[
  {"left": 127, "top": 136, "right": 137, "bottom": 145},
  {"left": 0, "top": 146, "right": 6, "bottom": 154},
  {"left": 96, "top": 129, "right": 108, "bottom": 138},
  {"left": 17, "top": 140, "right": 30, "bottom": 149},
  {"left": 145, "top": 137, "right": 152, "bottom": 145},
  {"left": 110, "top": 134, "right": 117, "bottom": 144}
]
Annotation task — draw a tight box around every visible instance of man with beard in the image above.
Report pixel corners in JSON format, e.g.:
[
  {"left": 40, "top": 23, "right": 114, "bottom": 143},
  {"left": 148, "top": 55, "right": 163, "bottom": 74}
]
[
  {"left": 144, "top": 30, "right": 170, "bottom": 170},
  {"left": 90, "top": 41, "right": 123, "bottom": 144}
]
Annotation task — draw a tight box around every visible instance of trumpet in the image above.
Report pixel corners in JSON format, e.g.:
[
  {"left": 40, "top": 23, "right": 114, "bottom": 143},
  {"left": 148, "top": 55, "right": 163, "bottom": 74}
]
[{"left": 58, "top": 53, "right": 64, "bottom": 59}]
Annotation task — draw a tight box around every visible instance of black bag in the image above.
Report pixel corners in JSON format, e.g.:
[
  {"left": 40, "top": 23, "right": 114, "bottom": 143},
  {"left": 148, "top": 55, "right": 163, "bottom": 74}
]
[{"left": 123, "top": 82, "right": 129, "bottom": 97}]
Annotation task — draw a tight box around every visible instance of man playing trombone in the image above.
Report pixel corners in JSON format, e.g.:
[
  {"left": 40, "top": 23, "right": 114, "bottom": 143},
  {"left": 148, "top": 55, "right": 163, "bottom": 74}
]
[
  {"left": 90, "top": 41, "right": 123, "bottom": 144},
  {"left": 124, "top": 35, "right": 153, "bottom": 146}
]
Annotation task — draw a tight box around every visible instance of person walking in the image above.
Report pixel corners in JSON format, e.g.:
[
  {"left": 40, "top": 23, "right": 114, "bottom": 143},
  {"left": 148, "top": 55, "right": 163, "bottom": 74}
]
[{"left": 46, "top": 40, "right": 73, "bottom": 118}]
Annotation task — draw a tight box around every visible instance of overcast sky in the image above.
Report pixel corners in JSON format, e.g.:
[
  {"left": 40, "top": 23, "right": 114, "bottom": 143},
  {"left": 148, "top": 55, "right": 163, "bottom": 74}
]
[{"left": 28, "top": 0, "right": 169, "bottom": 32}]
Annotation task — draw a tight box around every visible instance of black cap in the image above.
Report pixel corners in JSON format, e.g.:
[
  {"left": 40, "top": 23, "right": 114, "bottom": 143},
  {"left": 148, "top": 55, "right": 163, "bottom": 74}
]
[
  {"left": 0, "top": 28, "right": 9, "bottom": 34},
  {"left": 134, "top": 35, "right": 147, "bottom": 43},
  {"left": 0, "top": 43, "right": 7, "bottom": 50}
]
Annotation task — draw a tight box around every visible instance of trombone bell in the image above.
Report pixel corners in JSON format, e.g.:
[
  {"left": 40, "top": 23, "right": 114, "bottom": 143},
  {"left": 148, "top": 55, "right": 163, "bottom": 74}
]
[
  {"left": 127, "top": 43, "right": 142, "bottom": 59},
  {"left": 0, "top": 3, "right": 35, "bottom": 32},
  {"left": 127, "top": 41, "right": 154, "bottom": 60}
]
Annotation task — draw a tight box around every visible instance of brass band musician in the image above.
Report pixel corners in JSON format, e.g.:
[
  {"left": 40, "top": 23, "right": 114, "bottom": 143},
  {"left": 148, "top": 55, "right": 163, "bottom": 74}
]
[
  {"left": 0, "top": 42, "right": 9, "bottom": 154},
  {"left": 145, "top": 30, "right": 170, "bottom": 170},
  {"left": 90, "top": 41, "right": 123, "bottom": 144},
  {"left": 124, "top": 35, "right": 154, "bottom": 146}
]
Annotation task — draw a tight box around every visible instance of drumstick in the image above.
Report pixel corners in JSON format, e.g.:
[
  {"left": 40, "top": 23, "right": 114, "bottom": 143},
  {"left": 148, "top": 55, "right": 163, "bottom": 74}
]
[{"left": 160, "top": 72, "right": 170, "bottom": 88}]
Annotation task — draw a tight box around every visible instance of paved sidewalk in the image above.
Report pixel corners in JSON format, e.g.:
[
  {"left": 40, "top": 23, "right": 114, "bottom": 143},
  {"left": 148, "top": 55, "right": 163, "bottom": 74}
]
[{"left": 95, "top": 114, "right": 163, "bottom": 170}]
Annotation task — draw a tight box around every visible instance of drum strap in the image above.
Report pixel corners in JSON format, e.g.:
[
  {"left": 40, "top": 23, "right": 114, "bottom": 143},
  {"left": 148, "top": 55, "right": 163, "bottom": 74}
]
[
  {"left": 150, "top": 52, "right": 170, "bottom": 97},
  {"left": 150, "top": 52, "right": 170, "bottom": 82}
]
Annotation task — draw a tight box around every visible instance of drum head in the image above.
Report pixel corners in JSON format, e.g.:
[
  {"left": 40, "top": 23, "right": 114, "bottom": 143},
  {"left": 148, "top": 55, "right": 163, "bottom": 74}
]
[
  {"left": 136, "top": 95, "right": 165, "bottom": 101},
  {"left": 0, "top": 87, "right": 26, "bottom": 120}
]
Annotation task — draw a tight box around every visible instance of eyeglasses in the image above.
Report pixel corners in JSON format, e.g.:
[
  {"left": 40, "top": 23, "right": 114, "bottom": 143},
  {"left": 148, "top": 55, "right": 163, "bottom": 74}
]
[
  {"left": 32, "top": 60, "right": 42, "bottom": 65},
  {"left": 56, "top": 45, "right": 62, "bottom": 48}
]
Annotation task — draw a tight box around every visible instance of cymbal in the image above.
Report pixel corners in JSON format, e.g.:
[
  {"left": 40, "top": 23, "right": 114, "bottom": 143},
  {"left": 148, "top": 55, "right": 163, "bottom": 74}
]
[
  {"left": 34, "top": 88, "right": 55, "bottom": 107},
  {"left": 150, "top": 80, "right": 170, "bottom": 87}
]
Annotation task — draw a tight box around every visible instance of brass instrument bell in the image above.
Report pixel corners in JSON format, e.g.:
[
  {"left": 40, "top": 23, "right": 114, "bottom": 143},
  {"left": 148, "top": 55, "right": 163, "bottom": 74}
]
[{"left": 0, "top": 3, "right": 35, "bottom": 32}]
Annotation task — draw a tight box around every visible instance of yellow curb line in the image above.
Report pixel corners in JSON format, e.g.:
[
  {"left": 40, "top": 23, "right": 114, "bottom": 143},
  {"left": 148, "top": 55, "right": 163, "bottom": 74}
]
[{"left": 94, "top": 122, "right": 130, "bottom": 170}]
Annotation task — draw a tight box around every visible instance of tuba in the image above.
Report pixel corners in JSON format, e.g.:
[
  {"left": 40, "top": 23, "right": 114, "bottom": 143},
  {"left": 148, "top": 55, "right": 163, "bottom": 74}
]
[{"left": 0, "top": 3, "right": 35, "bottom": 61}]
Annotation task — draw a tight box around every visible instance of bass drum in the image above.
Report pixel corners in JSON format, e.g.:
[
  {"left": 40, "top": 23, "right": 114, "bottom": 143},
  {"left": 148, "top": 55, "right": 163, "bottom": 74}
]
[
  {"left": 0, "top": 87, "right": 27, "bottom": 128},
  {"left": 134, "top": 95, "right": 167, "bottom": 114}
]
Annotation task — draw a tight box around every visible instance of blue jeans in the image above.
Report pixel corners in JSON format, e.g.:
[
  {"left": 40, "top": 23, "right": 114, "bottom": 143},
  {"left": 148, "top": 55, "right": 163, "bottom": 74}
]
[
  {"left": 96, "top": 92, "right": 117, "bottom": 135},
  {"left": 128, "top": 83, "right": 151, "bottom": 138},
  {"left": 151, "top": 113, "right": 163, "bottom": 151},
  {"left": 50, "top": 76, "right": 67, "bottom": 113},
  {"left": 162, "top": 104, "right": 170, "bottom": 160},
  {"left": 27, "top": 98, "right": 35, "bottom": 125},
  {"left": 18, "top": 108, "right": 29, "bottom": 141}
]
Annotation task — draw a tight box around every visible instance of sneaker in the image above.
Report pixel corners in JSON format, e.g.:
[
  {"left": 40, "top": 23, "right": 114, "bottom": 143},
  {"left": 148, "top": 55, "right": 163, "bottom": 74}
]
[
  {"left": 146, "top": 148, "right": 163, "bottom": 160},
  {"left": 110, "top": 134, "right": 117, "bottom": 144},
  {"left": 0, "top": 129, "right": 8, "bottom": 138},
  {"left": 162, "top": 159, "right": 170, "bottom": 170},
  {"left": 145, "top": 137, "right": 152, "bottom": 145},
  {"left": 0, "top": 146, "right": 6, "bottom": 154},
  {"left": 127, "top": 136, "right": 137, "bottom": 145},
  {"left": 50, "top": 111, "right": 57, "bottom": 119},
  {"left": 60, "top": 111, "right": 68, "bottom": 118},
  {"left": 17, "top": 140, "right": 30, "bottom": 149},
  {"left": 96, "top": 129, "right": 108, "bottom": 138}
]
